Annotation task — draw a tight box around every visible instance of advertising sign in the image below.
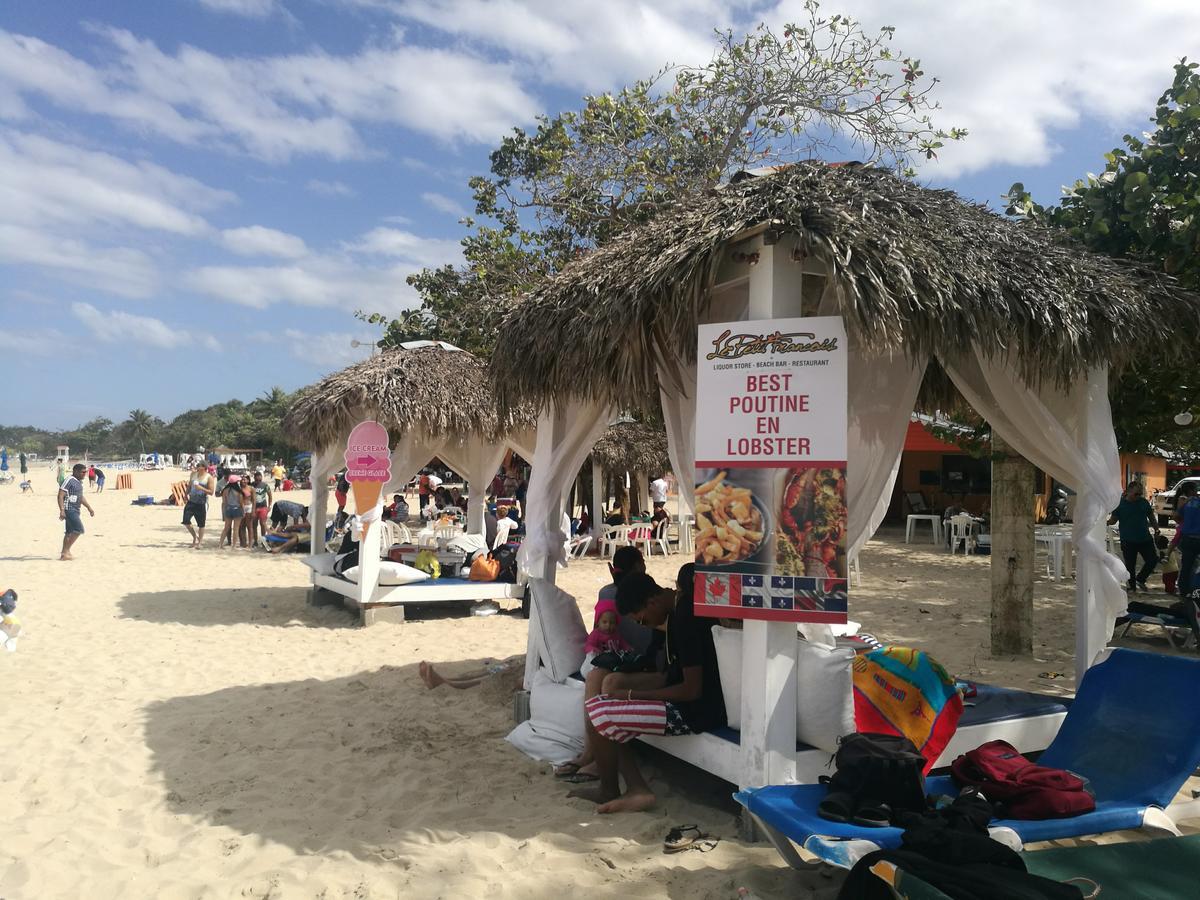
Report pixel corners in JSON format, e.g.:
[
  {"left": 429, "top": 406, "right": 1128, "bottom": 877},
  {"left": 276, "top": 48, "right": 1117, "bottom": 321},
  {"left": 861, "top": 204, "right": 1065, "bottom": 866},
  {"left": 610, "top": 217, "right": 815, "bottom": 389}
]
[
  {"left": 693, "top": 317, "right": 849, "bottom": 623},
  {"left": 344, "top": 420, "right": 392, "bottom": 514}
]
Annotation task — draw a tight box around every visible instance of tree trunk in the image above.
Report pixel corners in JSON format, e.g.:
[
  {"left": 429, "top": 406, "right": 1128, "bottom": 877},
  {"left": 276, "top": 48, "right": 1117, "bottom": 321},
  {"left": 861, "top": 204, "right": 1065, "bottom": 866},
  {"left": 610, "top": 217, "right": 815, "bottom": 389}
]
[
  {"left": 990, "top": 433, "right": 1035, "bottom": 656},
  {"left": 629, "top": 473, "right": 643, "bottom": 517},
  {"left": 615, "top": 475, "right": 630, "bottom": 525}
]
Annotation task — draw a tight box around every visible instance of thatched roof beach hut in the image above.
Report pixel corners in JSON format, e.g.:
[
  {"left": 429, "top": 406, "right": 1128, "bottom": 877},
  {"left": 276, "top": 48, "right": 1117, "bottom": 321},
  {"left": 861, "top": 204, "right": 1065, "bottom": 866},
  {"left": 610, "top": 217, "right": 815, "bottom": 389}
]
[
  {"left": 494, "top": 163, "right": 1197, "bottom": 411},
  {"left": 283, "top": 342, "right": 534, "bottom": 452},
  {"left": 592, "top": 420, "right": 670, "bottom": 479},
  {"left": 492, "top": 162, "right": 1200, "bottom": 789},
  {"left": 283, "top": 341, "right": 538, "bottom": 623},
  {"left": 284, "top": 341, "right": 535, "bottom": 542}
]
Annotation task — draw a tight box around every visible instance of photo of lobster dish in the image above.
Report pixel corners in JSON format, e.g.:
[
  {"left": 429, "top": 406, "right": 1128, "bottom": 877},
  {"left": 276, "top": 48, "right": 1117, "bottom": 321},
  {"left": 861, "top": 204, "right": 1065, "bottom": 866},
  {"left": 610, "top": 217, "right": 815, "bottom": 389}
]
[{"left": 777, "top": 466, "right": 848, "bottom": 578}]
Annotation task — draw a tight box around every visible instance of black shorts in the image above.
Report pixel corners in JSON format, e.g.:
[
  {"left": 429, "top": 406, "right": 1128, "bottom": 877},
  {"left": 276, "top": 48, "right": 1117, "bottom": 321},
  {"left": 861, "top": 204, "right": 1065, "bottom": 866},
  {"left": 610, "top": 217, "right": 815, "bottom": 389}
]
[
  {"left": 65, "top": 509, "right": 85, "bottom": 535},
  {"left": 183, "top": 501, "right": 207, "bottom": 528}
]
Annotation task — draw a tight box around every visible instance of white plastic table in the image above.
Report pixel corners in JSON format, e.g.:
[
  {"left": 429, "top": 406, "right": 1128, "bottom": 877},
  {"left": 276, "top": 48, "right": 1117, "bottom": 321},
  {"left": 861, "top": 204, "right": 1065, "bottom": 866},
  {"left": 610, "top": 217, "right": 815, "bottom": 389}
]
[{"left": 905, "top": 514, "right": 942, "bottom": 545}]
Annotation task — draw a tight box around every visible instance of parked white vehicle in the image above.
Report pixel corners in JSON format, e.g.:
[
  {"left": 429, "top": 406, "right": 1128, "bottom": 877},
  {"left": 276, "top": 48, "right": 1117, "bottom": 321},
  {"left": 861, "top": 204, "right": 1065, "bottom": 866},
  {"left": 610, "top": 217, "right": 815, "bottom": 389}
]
[{"left": 1153, "top": 477, "right": 1200, "bottom": 526}]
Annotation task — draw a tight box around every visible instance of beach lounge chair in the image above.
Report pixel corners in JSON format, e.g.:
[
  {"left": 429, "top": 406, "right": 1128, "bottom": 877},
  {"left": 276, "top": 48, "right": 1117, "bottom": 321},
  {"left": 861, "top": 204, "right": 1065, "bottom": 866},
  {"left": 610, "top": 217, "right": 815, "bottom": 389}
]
[
  {"left": 1117, "top": 605, "right": 1197, "bottom": 651},
  {"left": 735, "top": 648, "right": 1200, "bottom": 870},
  {"left": 866, "top": 833, "right": 1200, "bottom": 899}
]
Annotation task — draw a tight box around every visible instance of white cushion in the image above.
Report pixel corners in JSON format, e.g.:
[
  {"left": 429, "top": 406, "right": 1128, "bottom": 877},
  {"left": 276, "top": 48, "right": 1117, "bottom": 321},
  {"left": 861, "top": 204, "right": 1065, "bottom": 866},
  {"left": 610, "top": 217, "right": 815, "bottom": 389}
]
[
  {"left": 795, "top": 640, "right": 856, "bottom": 754},
  {"left": 505, "top": 670, "right": 586, "bottom": 763},
  {"left": 711, "top": 625, "right": 744, "bottom": 729},
  {"left": 303, "top": 552, "right": 338, "bottom": 576},
  {"left": 340, "top": 561, "right": 430, "bottom": 586},
  {"left": 527, "top": 578, "right": 587, "bottom": 683},
  {"left": 710, "top": 626, "right": 855, "bottom": 753}
]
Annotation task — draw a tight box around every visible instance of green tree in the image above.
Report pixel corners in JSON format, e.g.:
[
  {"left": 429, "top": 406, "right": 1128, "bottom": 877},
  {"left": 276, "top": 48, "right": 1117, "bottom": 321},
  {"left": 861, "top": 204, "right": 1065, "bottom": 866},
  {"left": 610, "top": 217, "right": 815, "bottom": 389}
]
[
  {"left": 127, "top": 408, "right": 155, "bottom": 454},
  {"left": 362, "top": 1, "right": 963, "bottom": 356},
  {"left": 1006, "top": 60, "right": 1200, "bottom": 459}
]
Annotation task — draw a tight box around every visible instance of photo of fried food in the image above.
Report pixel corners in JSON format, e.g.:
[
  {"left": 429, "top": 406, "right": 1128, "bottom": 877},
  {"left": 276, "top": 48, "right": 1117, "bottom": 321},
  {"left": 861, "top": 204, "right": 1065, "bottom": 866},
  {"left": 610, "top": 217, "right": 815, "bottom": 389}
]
[
  {"left": 694, "top": 471, "right": 766, "bottom": 565},
  {"left": 777, "top": 466, "right": 847, "bottom": 578}
]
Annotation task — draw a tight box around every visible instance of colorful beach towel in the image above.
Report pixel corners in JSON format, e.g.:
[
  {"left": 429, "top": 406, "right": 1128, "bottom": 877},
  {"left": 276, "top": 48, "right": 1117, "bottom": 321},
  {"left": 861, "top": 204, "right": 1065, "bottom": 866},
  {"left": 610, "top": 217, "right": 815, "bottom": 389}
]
[{"left": 852, "top": 647, "right": 963, "bottom": 772}]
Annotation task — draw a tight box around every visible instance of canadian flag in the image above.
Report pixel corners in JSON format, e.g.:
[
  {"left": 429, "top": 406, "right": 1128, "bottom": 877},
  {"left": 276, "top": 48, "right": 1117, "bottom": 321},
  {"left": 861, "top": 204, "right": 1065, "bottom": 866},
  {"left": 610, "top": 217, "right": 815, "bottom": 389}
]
[{"left": 699, "top": 573, "right": 741, "bottom": 607}]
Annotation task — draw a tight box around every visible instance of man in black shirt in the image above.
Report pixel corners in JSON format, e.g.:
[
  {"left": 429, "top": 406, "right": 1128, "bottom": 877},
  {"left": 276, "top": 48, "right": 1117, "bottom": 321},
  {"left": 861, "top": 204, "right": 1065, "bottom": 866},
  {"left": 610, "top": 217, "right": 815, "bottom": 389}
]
[{"left": 570, "top": 565, "right": 726, "bottom": 814}]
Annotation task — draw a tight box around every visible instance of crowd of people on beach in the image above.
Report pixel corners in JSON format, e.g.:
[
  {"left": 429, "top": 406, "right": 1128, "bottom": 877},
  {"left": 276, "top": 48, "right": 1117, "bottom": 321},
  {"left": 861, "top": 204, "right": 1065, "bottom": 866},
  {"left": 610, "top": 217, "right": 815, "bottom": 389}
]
[{"left": 180, "top": 457, "right": 314, "bottom": 553}]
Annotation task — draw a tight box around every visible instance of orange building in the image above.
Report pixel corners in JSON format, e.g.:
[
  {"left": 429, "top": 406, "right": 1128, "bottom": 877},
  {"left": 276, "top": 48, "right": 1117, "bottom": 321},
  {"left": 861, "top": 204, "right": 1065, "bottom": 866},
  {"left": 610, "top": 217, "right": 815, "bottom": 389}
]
[{"left": 891, "top": 420, "right": 1173, "bottom": 521}]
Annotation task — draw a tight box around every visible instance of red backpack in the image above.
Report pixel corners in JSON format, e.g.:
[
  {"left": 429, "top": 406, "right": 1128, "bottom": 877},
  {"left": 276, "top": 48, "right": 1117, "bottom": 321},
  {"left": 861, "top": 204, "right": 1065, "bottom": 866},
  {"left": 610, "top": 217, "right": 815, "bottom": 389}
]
[{"left": 950, "top": 740, "right": 1095, "bottom": 820}]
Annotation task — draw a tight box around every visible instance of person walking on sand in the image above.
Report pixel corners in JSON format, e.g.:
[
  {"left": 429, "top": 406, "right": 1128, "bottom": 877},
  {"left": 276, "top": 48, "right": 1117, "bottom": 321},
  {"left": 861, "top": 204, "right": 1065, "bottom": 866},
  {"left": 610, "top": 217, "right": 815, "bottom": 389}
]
[
  {"left": 94, "top": 467, "right": 105, "bottom": 492},
  {"left": 182, "top": 460, "right": 214, "bottom": 548},
  {"left": 1109, "top": 481, "right": 1160, "bottom": 592},
  {"left": 58, "top": 463, "right": 94, "bottom": 560}
]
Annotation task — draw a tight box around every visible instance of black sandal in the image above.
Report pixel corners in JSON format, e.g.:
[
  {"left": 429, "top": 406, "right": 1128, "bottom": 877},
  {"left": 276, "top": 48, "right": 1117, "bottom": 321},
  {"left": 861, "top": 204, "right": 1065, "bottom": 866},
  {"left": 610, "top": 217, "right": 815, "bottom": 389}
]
[
  {"left": 663, "top": 824, "right": 711, "bottom": 853},
  {"left": 852, "top": 800, "right": 892, "bottom": 828},
  {"left": 817, "top": 790, "right": 856, "bottom": 823}
]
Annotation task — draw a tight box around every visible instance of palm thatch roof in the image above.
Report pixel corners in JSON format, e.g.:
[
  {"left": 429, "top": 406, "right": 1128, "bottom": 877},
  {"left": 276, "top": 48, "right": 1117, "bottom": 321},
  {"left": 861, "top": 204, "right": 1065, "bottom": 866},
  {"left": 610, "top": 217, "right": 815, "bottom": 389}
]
[
  {"left": 283, "top": 344, "right": 535, "bottom": 450},
  {"left": 493, "top": 163, "right": 1199, "bottom": 412},
  {"left": 591, "top": 420, "right": 670, "bottom": 475}
]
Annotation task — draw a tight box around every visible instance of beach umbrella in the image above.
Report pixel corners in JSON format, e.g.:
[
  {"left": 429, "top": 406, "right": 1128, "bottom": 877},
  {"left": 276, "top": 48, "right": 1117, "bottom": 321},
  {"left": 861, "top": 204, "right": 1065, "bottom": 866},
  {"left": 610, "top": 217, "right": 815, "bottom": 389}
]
[{"left": 1, "top": 447, "right": 7, "bottom": 471}]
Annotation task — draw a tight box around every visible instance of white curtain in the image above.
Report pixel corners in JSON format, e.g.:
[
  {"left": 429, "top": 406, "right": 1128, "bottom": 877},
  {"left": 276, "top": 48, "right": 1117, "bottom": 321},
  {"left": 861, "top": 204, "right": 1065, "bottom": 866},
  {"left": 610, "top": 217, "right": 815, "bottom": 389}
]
[
  {"left": 658, "top": 357, "right": 697, "bottom": 512},
  {"left": 847, "top": 344, "right": 927, "bottom": 559},
  {"left": 519, "top": 399, "right": 614, "bottom": 578},
  {"left": 383, "top": 433, "right": 440, "bottom": 497},
  {"left": 942, "top": 352, "right": 1126, "bottom": 664},
  {"left": 438, "top": 438, "right": 511, "bottom": 535}
]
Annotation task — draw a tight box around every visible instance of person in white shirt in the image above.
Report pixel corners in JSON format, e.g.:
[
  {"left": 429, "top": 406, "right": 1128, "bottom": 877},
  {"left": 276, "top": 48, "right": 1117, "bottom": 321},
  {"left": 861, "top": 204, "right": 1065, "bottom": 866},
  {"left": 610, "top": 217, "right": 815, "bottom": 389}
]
[{"left": 650, "top": 473, "right": 669, "bottom": 506}]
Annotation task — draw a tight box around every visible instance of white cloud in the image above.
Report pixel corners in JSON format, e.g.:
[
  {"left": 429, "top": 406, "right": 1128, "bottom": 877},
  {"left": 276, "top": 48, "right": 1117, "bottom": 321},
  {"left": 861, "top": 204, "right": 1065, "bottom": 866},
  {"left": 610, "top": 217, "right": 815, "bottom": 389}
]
[
  {"left": 421, "top": 191, "right": 467, "bottom": 217},
  {"left": 0, "top": 26, "right": 540, "bottom": 161},
  {"left": 0, "top": 326, "right": 72, "bottom": 357},
  {"left": 221, "top": 225, "right": 308, "bottom": 258},
  {"left": 305, "top": 178, "right": 356, "bottom": 197},
  {"left": 0, "top": 224, "right": 159, "bottom": 298},
  {"left": 185, "top": 225, "right": 460, "bottom": 312},
  {"left": 279, "top": 328, "right": 377, "bottom": 368},
  {"left": 194, "top": 0, "right": 280, "bottom": 16},
  {"left": 773, "top": 0, "right": 1200, "bottom": 178},
  {"left": 345, "top": 227, "right": 462, "bottom": 267},
  {"left": 71, "top": 302, "right": 220, "bottom": 351},
  {"left": 0, "top": 130, "right": 233, "bottom": 237}
]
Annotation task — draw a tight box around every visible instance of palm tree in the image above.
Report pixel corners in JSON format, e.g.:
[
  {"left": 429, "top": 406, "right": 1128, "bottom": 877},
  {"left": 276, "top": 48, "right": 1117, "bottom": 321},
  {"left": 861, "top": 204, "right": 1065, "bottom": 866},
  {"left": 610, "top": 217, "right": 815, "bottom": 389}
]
[{"left": 127, "top": 409, "right": 154, "bottom": 454}]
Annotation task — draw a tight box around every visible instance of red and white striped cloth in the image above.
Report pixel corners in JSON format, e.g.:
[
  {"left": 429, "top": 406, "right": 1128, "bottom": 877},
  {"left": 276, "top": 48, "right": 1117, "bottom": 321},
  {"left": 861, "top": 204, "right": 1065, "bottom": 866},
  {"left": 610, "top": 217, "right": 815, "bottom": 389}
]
[{"left": 585, "top": 694, "right": 669, "bottom": 743}]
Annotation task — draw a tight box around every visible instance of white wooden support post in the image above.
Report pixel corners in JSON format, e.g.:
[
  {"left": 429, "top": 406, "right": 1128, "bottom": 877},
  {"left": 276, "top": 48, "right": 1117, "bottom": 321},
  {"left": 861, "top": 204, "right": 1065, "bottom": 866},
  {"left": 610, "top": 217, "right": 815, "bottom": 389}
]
[
  {"left": 358, "top": 518, "right": 381, "bottom": 609},
  {"left": 1074, "top": 368, "right": 1110, "bottom": 677},
  {"left": 738, "top": 234, "right": 804, "bottom": 790},
  {"left": 308, "top": 448, "right": 329, "bottom": 564},
  {"left": 591, "top": 457, "right": 604, "bottom": 536}
]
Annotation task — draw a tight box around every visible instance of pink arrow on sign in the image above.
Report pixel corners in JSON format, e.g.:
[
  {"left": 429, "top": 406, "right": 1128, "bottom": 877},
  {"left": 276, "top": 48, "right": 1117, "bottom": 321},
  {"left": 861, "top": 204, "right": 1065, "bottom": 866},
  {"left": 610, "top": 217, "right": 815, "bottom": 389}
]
[{"left": 355, "top": 454, "right": 383, "bottom": 467}]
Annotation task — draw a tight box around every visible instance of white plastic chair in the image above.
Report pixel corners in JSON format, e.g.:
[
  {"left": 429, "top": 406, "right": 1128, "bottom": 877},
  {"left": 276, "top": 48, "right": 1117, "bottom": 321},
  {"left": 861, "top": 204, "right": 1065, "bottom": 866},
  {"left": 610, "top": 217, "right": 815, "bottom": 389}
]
[
  {"left": 599, "top": 525, "right": 631, "bottom": 558},
  {"left": 628, "top": 524, "right": 655, "bottom": 558},
  {"left": 848, "top": 549, "right": 862, "bottom": 586},
  {"left": 949, "top": 514, "right": 976, "bottom": 555},
  {"left": 650, "top": 518, "right": 672, "bottom": 556},
  {"left": 568, "top": 535, "right": 593, "bottom": 559}
]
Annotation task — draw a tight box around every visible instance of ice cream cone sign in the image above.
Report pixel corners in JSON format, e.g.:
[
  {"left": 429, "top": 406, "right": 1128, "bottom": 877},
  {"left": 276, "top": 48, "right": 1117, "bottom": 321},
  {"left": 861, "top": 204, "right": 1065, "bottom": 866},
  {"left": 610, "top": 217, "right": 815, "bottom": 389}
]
[{"left": 344, "top": 420, "right": 391, "bottom": 519}]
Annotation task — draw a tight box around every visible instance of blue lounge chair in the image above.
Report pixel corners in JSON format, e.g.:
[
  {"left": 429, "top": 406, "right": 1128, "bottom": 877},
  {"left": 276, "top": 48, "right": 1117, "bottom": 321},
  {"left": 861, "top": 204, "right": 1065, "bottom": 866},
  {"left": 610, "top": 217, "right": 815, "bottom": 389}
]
[{"left": 735, "top": 648, "right": 1200, "bottom": 869}]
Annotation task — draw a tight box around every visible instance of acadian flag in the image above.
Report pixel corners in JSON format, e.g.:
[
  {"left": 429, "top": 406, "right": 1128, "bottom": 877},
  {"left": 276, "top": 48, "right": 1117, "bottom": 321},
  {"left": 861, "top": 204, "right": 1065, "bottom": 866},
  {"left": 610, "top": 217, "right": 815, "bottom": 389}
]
[
  {"left": 741, "top": 573, "right": 765, "bottom": 608},
  {"left": 769, "top": 575, "right": 794, "bottom": 610},
  {"left": 700, "top": 573, "right": 741, "bottom": 607}
]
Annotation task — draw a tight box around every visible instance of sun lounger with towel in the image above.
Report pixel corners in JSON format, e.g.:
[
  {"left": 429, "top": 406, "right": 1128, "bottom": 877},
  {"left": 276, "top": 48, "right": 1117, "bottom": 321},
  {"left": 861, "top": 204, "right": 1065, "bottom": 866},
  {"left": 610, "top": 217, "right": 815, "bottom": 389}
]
[{"left": 735, "top": 647, "right": 1200, "bottom": 869}]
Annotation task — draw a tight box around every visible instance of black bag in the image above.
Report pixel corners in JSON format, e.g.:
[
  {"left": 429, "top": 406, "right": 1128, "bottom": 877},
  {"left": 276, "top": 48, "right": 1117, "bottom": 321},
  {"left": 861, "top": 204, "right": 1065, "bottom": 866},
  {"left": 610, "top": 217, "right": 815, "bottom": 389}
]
[
  {"left": 589, "top": 650, "right": 651, "bottom": 673},
  {"left": 825, "top": 732, "right": 927, "bottom": 820},
  {"left": 489, "top": 544, "right": 518, "bottom": 583}
]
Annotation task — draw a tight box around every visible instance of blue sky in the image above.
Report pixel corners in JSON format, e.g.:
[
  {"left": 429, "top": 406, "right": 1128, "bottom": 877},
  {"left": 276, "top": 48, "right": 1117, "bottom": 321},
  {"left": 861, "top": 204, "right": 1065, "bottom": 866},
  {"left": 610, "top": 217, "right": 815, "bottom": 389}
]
[{"left": 3, "top": 0, "right": 1199, "bottom": 429}]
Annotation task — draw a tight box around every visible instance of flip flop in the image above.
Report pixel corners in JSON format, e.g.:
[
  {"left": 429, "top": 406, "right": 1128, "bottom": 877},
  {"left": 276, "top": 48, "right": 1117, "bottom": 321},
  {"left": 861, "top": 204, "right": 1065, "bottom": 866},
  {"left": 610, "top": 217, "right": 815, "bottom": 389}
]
[
  {"left": 553, "top": 762, "right": 583, "bottom": 778},
  {"left": 559, "top": 772, "right": 598, "bottom": 784},
  {"left": 852, "top": 801, "right": 892, "bottom": 828},
  {"left": 817, "top": 790, "right": 856, "bottom": 823},
  {"left": 663, "top": 824, "right": 710, "bottom": 853}
]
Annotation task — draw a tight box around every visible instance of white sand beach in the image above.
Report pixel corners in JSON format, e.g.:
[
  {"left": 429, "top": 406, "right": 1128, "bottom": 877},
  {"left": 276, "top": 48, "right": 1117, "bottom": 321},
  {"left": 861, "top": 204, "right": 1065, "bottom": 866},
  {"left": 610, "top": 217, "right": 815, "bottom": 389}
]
[{"left": 0, "top": 468, "right": 1195, "bottom": 898}]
